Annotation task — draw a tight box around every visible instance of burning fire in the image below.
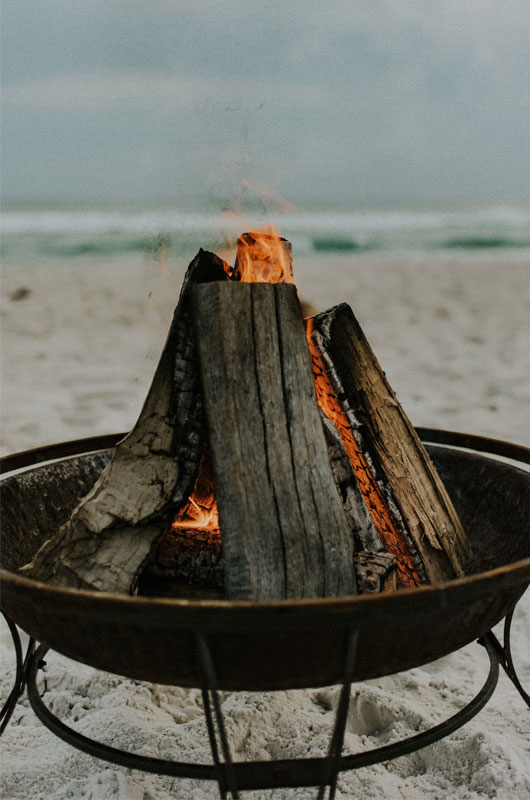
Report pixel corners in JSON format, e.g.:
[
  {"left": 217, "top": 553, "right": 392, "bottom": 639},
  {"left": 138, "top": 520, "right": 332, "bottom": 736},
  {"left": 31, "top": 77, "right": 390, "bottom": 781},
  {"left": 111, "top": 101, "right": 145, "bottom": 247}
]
[
  {"left": 172, "top": 224, "right": 420, "bottom": 588},
  {"left": 231, "top": 227, "right": 294, "bottom": 284},
  {"left": 171, "top": 450, "right": 219, "bottom": 535}
]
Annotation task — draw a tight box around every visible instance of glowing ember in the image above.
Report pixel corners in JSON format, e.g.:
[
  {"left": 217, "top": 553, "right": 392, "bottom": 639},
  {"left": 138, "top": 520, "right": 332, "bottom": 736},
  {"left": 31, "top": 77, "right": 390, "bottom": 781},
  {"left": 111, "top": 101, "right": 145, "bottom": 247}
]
[
  {"left": 305, "top": 318, "right": 422, "bottom": 588},
  {"left": 171, "top": 450, "right": 219, "bottom": 536}
]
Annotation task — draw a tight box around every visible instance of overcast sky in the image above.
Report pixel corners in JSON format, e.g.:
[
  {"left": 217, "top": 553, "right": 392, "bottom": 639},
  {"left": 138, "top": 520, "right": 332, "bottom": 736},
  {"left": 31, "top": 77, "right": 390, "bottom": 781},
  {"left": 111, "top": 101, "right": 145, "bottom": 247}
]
[{"left": 2, "top": 1, "right": 530, "bottom": 207}]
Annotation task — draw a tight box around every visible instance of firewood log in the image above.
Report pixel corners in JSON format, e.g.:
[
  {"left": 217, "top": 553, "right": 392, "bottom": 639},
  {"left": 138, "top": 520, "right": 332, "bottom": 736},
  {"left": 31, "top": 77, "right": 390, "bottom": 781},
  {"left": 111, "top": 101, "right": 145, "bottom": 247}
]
[
  {"left": 191, "top": 281, "right": 360, "bottom": 600},
  {"left": 310, "top": 304, "right": 472, "bottom": 584},
  {"left": 320, "top": 410, "right": 383, "bottom": 553},
  {"left": 355, "top": 552, "right": 398, "bottom": 593},
  {"left": 140, "top": 526, "right": 224, "bottom": 592},
  {"left": 21, "top": 250, "right": 228, "bottom": 593}
]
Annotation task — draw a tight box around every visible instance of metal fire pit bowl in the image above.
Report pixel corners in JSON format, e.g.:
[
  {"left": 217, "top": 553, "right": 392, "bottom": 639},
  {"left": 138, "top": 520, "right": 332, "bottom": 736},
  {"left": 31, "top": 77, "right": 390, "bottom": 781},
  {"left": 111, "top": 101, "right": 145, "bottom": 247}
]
[{"left": 1, "top": 429, "right": 529, "bottom": 692}]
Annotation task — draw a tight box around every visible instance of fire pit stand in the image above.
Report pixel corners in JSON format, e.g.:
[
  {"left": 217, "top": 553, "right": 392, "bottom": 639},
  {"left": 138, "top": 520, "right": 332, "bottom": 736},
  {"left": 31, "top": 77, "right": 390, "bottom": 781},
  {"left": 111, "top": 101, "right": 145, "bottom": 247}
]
[
  {"left": 1, "top": 429, "right": 529, "bottom": 798},
  {"left": 0, "top": 612, "right": 527, "bottom": 799}
]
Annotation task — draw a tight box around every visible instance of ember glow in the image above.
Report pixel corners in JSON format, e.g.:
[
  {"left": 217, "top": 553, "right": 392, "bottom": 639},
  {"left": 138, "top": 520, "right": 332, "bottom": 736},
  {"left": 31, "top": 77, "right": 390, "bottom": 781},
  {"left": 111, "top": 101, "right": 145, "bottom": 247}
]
[
  {"left": 305, "top": 318, "right": 422, "bottom": 588},
  {"left": 171, "top": 450, "right": 219, "bottom": 535}
]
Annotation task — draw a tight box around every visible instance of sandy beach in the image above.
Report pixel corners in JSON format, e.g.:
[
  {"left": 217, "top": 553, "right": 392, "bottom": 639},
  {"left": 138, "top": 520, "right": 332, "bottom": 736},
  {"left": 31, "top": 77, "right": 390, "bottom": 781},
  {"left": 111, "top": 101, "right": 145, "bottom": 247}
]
[
  {"left": 2, "top": 250, "right": 530, "bottom": 455},
  {"left": 1, "top": 249, "right": 529, "bottom": 799}
]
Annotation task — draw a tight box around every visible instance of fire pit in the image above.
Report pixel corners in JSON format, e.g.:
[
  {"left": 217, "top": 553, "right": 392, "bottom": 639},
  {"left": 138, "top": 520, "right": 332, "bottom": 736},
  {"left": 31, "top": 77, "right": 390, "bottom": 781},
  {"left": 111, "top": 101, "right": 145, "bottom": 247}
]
[
  {"left": 1, "top": 230, "right": 529, "bottom": 797},
  {"left": 1, "top": 429, "right": 529, "bottom": 796}
]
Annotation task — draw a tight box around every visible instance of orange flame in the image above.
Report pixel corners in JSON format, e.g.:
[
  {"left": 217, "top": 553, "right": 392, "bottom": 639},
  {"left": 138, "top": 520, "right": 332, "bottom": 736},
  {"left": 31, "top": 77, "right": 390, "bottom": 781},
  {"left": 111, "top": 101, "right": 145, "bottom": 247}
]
[
  {"left": 305, "top": 318, "right": 421, "bottom": 588},
  {"left": 231, "top": 225, "right": 294, "bottom": 284},
  {"left": 171, "top": 450, "right": 220, "bottom": 535},
  {"left": 214, "top": 176, "right": 295, "bottom": 284}
]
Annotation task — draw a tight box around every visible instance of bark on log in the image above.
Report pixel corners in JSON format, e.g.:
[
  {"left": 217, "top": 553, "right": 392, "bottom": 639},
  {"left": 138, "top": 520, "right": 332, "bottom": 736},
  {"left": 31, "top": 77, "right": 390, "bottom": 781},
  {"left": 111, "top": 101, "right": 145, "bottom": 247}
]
[
  {"left": 191, "top": 281, "right": 358, "bottom": 601},
  {"left": 21, "top": 250, "right": 228, "bottom": 593},
  {"left": 310, "top": 304, "right": 472, "bottom": 583}
]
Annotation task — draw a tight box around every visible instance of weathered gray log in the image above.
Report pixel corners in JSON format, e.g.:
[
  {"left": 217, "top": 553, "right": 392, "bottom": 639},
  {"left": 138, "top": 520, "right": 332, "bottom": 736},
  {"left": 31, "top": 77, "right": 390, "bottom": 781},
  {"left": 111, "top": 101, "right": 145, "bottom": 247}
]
[
  {"left": 21, "top": 250, "right": 228, "bottom": 593},
  {"left": 192, "top": 281, "right": 357, "bottom": 601},
  {"left": 310, "top": 304, "right": 472, "bottom": 583},
  {"left": 166, "top": 250, "right": 229, "bottom": 511}
]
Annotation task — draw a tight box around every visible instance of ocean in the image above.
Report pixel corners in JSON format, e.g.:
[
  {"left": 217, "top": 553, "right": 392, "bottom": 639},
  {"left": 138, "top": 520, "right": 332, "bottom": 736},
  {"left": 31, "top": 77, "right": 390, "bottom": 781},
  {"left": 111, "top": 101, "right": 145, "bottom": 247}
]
[{"left": 2, "top": 203, "right": 530, "bottom": 263}]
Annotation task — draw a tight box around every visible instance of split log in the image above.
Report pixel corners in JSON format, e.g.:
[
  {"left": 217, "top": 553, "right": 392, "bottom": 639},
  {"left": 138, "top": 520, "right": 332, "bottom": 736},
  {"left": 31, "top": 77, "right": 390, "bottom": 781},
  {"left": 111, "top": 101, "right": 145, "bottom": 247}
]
[
  {"left": 21, "top": 250, "right": 228, "bottom": 593},
  {"left": 307, "top": 317, "right": 426, "bottom": 588},
  {"left": 191, "top": 281, "right": 360, "bottom": 601},
  {"left": 320, "top": 411, "right": 383, "bottom": 553},
  {"left": 310, "top": 304, "right": 472, "bottom": 584}
]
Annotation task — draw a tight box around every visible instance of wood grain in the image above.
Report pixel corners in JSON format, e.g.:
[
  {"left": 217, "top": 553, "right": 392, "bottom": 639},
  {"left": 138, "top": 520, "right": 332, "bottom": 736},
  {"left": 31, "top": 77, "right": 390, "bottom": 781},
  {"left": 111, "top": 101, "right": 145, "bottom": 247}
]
[
  {"left": 311, "top": 303, "right": 472, "bottom": 583},
  {"left": 21, "top": 250, "right": 228, "bottom": 593},
  {"left": 192, "top": 282, "right": 357, "bottom": 601}
]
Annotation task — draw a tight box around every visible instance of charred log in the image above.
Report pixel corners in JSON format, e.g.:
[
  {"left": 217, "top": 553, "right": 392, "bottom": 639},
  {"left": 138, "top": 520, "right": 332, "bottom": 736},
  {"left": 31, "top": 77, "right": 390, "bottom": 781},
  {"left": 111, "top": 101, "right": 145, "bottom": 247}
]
[
  {"left": 141, "top": 538, "right": 394, "bottom": 598},
  {"left": 320, "top": 410, "right": 383, "bottom": 553},
  {"left": 310, "top": 304, "right": 472, "bottom": 584},
  {"left": 21, "top": 250, "right": 228, "bottom": 593},
  {"left": 139, "top": 526, "right": 224, "bottom": 595}
]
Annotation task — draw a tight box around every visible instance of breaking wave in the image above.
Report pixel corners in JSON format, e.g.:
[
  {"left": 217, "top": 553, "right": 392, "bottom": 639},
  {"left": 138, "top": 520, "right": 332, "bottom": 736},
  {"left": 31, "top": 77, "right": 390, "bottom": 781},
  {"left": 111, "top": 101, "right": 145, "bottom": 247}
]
[{"left": 2, "top": 203, "right": 529, "bottom": 261}]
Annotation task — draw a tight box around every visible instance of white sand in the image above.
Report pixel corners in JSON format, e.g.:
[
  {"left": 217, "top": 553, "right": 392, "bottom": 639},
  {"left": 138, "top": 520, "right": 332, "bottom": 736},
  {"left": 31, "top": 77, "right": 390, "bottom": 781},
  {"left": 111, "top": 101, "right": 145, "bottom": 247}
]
[{"left": 1, "top": 250, "right": 529, "bottom": 799}]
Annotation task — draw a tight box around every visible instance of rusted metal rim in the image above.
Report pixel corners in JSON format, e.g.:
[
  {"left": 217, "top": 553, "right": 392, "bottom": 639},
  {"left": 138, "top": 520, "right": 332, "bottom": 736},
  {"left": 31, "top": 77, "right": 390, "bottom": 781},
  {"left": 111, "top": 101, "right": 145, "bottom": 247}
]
[
  {"left": 1, "top": 550, "right": 529, "bottom": 617},
  {"left": 1, "top": 429, "right": 529, "bottom": 690},
  {"left": 0, "top": 433, "right": 125, "bottom": 475},
  {"left": 416, "top": 428, "right": 530, "bottom": 466},
  {"left": 1, "top": 428, "right": 529, "bottom": 613}
]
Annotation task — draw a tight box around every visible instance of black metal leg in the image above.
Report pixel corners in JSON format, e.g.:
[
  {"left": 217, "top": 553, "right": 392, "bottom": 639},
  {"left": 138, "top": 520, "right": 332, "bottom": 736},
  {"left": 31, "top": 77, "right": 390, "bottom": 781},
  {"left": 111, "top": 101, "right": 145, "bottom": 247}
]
[
  {"left": 484, "top": 607, "right": 530, "bottom": 708},
  {"left": 317, "top": 630, "right": 359, "bottom": 800},
  {"left": 0, "top": 612, "right": 35, "bottom": 736},
  {"left": 195, "top": 634, "right": 240, "bottom": 799},
  {"left": 503, "top": 610, "right": 530, "bottom": 707}
]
